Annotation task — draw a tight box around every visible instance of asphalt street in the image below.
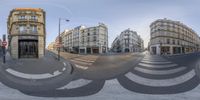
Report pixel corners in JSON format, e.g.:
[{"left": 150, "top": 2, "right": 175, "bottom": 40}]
[
  {"left": 77, "top": 53, "right": 144, "bottom": 80},
  {"left": 0, "top": 51, "right": 200, "bottom": 99},
  {"left": 118, "top": 53, "right": 200, "bottom": 94}
]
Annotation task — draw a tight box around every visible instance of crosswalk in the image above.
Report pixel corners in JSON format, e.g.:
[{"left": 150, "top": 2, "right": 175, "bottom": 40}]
[
  {"left": 70, "top": 55, "right": 99, "bottom": 70},
  {"left": 125, "top": 54, "right": 195, "bottom": 87},
  {"left": 57, "top": 51, "right": 99, "bottom": 70}
]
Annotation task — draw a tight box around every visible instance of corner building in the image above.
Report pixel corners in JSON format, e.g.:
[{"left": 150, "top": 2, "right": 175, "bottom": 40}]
[
  {"left": 60, "top": 23, "right": 108, "bottom": 54},
  {"left": 7, "top": 8, "right": 46, "bottom": 58},
  {"left": 150, "top": 18, "right": 200, "bottom": 55},
  {"left": 111, "top": 28, "right": 144, "bottom": 53}
]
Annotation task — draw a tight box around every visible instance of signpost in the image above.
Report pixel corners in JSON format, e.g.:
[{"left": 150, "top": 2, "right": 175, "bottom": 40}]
[{"left": 2, "top": 34, "right": 6, "bottom": 63}]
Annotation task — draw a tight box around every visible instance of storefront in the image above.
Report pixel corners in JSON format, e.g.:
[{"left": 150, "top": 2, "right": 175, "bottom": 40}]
[
  {"left": 19, "top": 40, "right": 38, "bottom": 58},
  {"left": 161, "top": 46, "right": 170, "bottom": 55},
  {"left": 92, "top": 47, "right": 99, "bottom": 54},
  {"left": 173, "top": 47, "right": 181, "bottom": 54},
  {"left": 151, "top": 46, "right": 157, "bottom": 55}
]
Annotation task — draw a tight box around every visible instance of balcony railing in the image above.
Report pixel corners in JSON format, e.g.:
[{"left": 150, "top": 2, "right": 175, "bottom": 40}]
[
  {"left": 29, "top": 19, "right": 38, "bottom": 22},
  {"left": 17, "top": 19, "right": 38, "bottom": 22},
  {"left": 18, "top": 30, "right": 38, "bottom": 34}
]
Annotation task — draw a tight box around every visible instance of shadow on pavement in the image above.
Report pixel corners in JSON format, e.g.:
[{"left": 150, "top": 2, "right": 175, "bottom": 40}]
[
  {"left": 117, "top": 74, "right": 200, "bottom": 94},
  {"left": 20, "top": 80, "right": 105, "bottom": 97}
]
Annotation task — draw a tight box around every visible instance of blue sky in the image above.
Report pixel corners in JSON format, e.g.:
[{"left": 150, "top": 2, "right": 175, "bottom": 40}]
[{"left": 0, "top": 0, "right": 200, "bottom": 48}]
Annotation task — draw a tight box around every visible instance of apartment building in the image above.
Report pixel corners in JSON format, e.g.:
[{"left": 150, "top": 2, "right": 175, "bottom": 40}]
[
  {"left": 59, "top": 23, "right": 108, "bottom": 54},
  {"left": 47, "top": 42, "right": 55, "bottom": 51},
  {"left": 7, "top": 8, "right": 46, "bottom": 58},
  {"left": 149, "top": 18, "right": 200, "bottom": 55},
  {"left": 111, "top": 28, "right": 144, "bottom": 53}
]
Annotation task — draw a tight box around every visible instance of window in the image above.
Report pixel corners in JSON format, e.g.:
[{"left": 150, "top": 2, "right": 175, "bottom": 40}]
[
  {"left": 18, "top": 15, "right": 26, "bottom": 20},
  {"left": 167, "top": 39, "right": 170, "bottom": 44},
  {"left": 93, "top": 36, "right": 96, "bottom": 41},
  {"left": 30, "top": 16, "right": 37, "bottom": 20},
  {"left": 173, "top": 39, "right": 175, "bottom": 44},
  {"left": 19, "top": 25, "right": 26, "bottom": 33},
  {"left": 177, "top": 40, "right": 180, "bottom": 45},
  {"left": 125, "top": 39, "right": 129, "bottom": 46},
  {"left": 30, "top": 25, "right": 37, "bottom": 33}
]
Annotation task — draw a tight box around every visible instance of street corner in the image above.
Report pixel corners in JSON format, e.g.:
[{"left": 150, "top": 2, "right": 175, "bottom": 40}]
[
  {"left": 0, "top": 56, "right": 77, "bottom": 92},
  {"left": 59, "top": 59, "right": 75, "bottom": 75}
]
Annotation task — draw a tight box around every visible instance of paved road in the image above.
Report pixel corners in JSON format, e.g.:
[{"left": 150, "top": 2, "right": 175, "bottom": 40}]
[
  {"left": 77, "top": 53, "right": 144, "bottom": 80},
  {"left": 118, "top": 53, "right": 200, "bottom": 94},
  {"left": 1, "top": 51, "right": 200, "bottom": 99}
]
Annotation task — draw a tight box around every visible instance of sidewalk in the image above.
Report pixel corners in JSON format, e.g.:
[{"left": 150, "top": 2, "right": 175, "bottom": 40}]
[
  {"left": 163, "top": 52, "right": 200, "bottom": 57},
  {"left": 2, "top": 51, "right": 68, "bottom": 74},
  {"left": 0, "top": 51, "right": 75, "bottom": 92}
]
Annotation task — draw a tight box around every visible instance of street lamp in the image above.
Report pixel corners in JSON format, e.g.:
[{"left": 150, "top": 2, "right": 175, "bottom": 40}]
[{"left": 58, "top": 18, "right": 70, "bottom": 61}]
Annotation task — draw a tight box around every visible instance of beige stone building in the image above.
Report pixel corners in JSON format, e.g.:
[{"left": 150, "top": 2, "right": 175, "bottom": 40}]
[
  {"left": 149, "top": 18, "right": 200, "bottom": 55},
  {"left": 7, "top": 8, "right": 46, "bottom": 58},
  {"left": 111, "top": 28, "right": 144, "bottom": 53},
  {"left": 59, "top": 23, "right": 108, "bottom": 54},
  {"left": 47, "top": 42, "right": 55, "bottom": 51}
]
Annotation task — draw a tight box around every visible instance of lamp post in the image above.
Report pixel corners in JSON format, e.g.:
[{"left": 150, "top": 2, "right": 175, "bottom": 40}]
[{"left": 58, "top": 18, "right": 70, "bottom": 61}]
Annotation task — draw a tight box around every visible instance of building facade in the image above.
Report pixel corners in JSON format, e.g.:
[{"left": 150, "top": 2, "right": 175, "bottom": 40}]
[
  {"left": 111, "top": 28, "right": 144, "bottom": 53},
  {"left": 47, "top": 42, "right": 55, "bottom": 51},
  {"left": 7, "top": 8, "right": 46, "bottom": 58},
  {"left": 59, "top": 23, "right": 108, "bottom": 54},
  {"left": 149, "top": 18, "right": 200, "bottom": 55}
]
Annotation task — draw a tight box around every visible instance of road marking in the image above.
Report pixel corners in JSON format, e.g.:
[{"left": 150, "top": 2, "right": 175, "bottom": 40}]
[
  {"left": 62, "top": 67, "right": 66, "bottom": 71},
  {"left": 57, "top": 79, "right": 92, "bottom": 89},
  {"left": 73, "top": 58, "right": 95, "bottom": 63},
  {"left": 125, "top": 70, "right": 195, "bottom": 87},
  {"left": 6, "top": 68, "right": 62, "bottom": 79},
  {"left": 134, "top": 66, "right": 186, "bottom": 75},
  {"left": 63, "top": 62, "right": 66, "bottom": 66},
  {"left": 70, "top": 60, "right": 92, "bottom": 65},
  {"left": 75, "top": 64, "right": 88, "bottom": 70},
  {"left": 139, "top": 63, "right": 177, "bottom": 68},
  {"left": 140, "top": 60, "right": 172, "bottom": 64},
  {"left": 142, "top": 58, "right": 167, "bottom": 62}
]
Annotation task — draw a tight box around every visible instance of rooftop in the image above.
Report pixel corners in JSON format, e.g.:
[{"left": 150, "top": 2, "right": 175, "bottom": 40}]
[{"left": 13, "top": 8, "right": 44, "bottom": 12}]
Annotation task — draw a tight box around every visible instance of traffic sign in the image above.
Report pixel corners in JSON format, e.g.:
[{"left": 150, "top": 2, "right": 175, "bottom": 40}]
[{"left": 2, "top": 41, "right": 7, "bottom": 47}]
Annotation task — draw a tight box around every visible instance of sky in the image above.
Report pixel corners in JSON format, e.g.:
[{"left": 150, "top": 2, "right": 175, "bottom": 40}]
[{"left": 0, "top": 0, "right": 200, "bottom": 48}]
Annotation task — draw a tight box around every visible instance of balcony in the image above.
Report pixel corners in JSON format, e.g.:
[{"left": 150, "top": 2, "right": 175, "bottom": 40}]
[
  {"left": 19, "top": 30, "right": 28, "bottom": 34},
  {"left": 17, "top": 18, "right": 38, "bottom": 22},
  {"left": 18, "top": 30, "right": 38, "bottom": 35},
  {"left": 29, "top": 19, "right": 38, "bottom": 22},
  {"left": 29, "top": 30, "right": 38, "bottom": 34},
  {"left": 18, "top": 18, "right": 28, "bottom": 21}
]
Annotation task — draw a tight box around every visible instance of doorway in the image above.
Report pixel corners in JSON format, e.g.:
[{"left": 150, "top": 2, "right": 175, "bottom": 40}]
[{"left": 18, "top": 40, "right": 38, "bottom": 58}]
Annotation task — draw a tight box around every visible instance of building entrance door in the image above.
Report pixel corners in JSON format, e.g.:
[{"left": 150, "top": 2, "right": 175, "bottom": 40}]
[{"left": 19, "top": 40, "right": 38, "bottom": 58}]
